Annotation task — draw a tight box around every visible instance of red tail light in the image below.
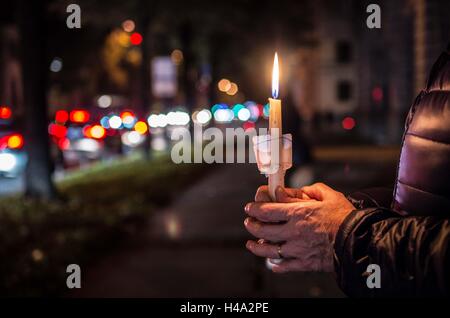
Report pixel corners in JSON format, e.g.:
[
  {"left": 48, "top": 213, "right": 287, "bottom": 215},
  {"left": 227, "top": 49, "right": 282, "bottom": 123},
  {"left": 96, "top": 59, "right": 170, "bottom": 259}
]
[
  {"left": 48, "top": 123, "right": 68, "bottom": 139},
  {"left": 1, "top": 134, "right": 24, "bottom": 150},
  {"left": 55, "top": 110, "right": 69, "bottom": 124},
  {"left": 0, "top": 106, "right": 12, "bottom": 120},
  {"left": 70, "top": 110, "right": 90, "bottom": 124}
]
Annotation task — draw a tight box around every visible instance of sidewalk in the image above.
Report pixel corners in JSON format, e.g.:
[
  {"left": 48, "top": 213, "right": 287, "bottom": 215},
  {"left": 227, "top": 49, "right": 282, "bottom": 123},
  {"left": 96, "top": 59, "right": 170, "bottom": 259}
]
[{"left": 69, "top": 163, "right": 346, "bottom": 297}]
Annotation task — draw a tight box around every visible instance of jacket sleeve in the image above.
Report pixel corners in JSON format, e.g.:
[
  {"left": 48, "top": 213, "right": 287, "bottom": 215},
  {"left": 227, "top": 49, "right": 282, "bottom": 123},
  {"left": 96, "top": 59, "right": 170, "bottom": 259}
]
[
  {"left": 346, "top": 187, "right": 393, "bottom": 209},
  {"left": 334, "top": 208, "right": 450, "bottom": 297}
]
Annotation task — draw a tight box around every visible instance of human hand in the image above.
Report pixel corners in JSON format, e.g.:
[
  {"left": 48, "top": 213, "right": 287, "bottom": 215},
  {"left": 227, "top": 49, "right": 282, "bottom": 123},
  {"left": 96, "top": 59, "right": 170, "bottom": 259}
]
[{"left": 244, "top": 183, "right": 355, "bottom": 272}]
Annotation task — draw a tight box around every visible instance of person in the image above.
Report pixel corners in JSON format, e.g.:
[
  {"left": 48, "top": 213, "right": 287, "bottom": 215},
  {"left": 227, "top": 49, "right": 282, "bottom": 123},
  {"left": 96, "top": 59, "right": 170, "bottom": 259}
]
[{"left": 244, "top": 43, "right": 450, "bottom": 297}]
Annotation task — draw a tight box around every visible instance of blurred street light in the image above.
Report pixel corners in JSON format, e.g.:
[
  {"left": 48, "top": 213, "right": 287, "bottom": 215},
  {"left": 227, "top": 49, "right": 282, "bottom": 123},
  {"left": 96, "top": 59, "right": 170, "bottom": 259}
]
[
  {"left": 109, "top": 115, "right": 123, "bottom": 129},
  {"left": 226, "top": 82, "right": 238, "bottom": 96},
  {"left": 130, "top": 32, "right": 143, "bottom": 46},
  {"left": 171, "top": 49, "right": 184, "bottom": 65},
  {"left": 218, "top": 78, "right": 231, "bottom": 92},
  {"left": 134, "top": 121, "right": 148, "bottom": 134},
  {"left": 342, "top": 116, "right": 356, "bottom": 130},
  {"left": 49, "top": 57, "right": 63, "bottom": 73},
  {"left": 122, "top": 19, "right": 135, "bottom": 33},
  {"left": 97, "top": 95, "right": 112, "bottom": 108}
]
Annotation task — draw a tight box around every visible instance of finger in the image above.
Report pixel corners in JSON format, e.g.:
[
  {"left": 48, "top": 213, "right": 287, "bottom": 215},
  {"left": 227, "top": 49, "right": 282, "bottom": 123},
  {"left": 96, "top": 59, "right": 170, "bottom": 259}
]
[
  {"left": 255, "top": 185, "right": 271, "bottom": 202},
  {"left": 244, "top": 202, "right": 292, "bottom": 222},
  {"left": 245, "top": 240, "right": 280, "bottom": 259},
  {"left": 244, "top": 217, "right": 294, "bottom": 242},
  {"left": 301, "top": 183, "right": 332, "bottom": 201},
  {"left": 300, "top": 192, "right": 313, "bottom": 200},
  {"left": 275, "top": 187, "right": 304, "bottom": 203},
  {"left": 279, "top": 240, "right": 311, "bottom": 258}
]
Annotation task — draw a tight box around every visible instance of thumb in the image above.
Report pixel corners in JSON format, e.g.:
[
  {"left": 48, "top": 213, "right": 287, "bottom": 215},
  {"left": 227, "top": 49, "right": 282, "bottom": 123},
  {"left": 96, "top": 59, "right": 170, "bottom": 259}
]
[{"left": 275, "top": 186, "right": 301, "bottom": 203}]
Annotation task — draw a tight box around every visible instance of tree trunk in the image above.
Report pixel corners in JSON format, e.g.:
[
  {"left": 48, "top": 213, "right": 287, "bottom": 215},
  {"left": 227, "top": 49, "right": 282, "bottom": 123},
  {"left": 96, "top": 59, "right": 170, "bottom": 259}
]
[
  {"left": 180, "top": 21, "right": 196, "bottom": 113},
  {"left": 140, "top": 0, "right": 152, "bottom": 160},
  {"left": 19, "top": 0, "right": 56, "bottom": 200}
]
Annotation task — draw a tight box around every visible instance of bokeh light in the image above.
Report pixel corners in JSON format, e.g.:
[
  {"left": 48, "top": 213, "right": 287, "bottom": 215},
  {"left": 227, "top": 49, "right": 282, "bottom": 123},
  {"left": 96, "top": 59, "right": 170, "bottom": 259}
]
[
  {"left": 130, "top": 32, "right": 143, "bottom": 45},
  {"left": 214, "top": 108, "right": 234, "bottom": 123},
  {"left": 237, "top": 107, "right": 251, "bottom": 121},
  {"left": 70, "top": 110, "right": 90, "bottom": 124},
  {"left": 226, "top": 82, "right": 238, "bottom": 96},
  {"left": 218, "top": 79, "right": 231, "bottom": 92},
  {"left": 171, "top": 49, "right": 184, "bottom": 65},
  {"left": 148, "top": 114, "right": 168, "bottom": 128},
  {"left": 109, "top": 115, "right": 123, "bottom": 129},
  {"left": 0, "top": 106, "right": 12, "bottom": 119},
  {"left": 195, "top": 109, "right": 212, "bottom": 125},
  {"left": 263, "top": 103, "right": 270, "bottom": 119},
  {"left": 342, "top": 117, "right": 356, "bottom": 130},
  {"left": 122, "top": 19, "right": 135, "bottom": 33},
  {"left": 7, "top": 134, "right": 24, "bottom": 149},
  {"left": 89, "top": 125, "right": 106, "bottom": 139},
  {"left": 134, "top": 121, "right": 148, "bottom": 134},
  {"left": 97, "top": 95, "right": 112, "bottom": 108},
  {"left": 50, "top": 58, "right": 63, "bottom": 73},
  {"left": 55, "top": 110, "right": 69, "bottom": 124},
  {"left": 372, "top": 86, "right": 383, "bottom": 104}
]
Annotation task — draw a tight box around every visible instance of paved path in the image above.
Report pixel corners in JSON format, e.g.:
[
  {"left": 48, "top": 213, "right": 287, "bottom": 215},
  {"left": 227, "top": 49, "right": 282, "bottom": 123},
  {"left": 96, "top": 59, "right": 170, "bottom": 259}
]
[{"left": 70, "top": 163, "right": 346, "bottom": 297}]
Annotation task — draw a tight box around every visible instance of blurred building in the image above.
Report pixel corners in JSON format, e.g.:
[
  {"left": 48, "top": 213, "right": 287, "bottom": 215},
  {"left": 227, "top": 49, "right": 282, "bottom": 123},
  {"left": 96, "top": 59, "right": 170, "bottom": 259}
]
[
  {"left": 292, "top": 0, "right": 449, "bottom": 144},
  {"left": 313, "top": 0, "right": 360, "bottom": 117},
  {"left": 412, "top": 0, "right": 450, "bottom": 94},
  {"left": 0, "top": 26, "right": 23, "bottom": 118}
]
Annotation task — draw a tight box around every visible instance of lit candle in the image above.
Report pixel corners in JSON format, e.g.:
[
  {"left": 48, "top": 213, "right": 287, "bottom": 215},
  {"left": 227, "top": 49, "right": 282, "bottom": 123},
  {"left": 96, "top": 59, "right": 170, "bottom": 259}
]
[{"left": 268, "top": 52, "right": 284, "bottom": 201}]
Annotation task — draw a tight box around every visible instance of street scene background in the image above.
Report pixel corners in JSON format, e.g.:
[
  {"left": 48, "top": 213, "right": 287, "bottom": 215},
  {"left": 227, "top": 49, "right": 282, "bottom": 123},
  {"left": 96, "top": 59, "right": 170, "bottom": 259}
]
[{"left": 0, "top": 0, "right": 449, "bottom": 296}]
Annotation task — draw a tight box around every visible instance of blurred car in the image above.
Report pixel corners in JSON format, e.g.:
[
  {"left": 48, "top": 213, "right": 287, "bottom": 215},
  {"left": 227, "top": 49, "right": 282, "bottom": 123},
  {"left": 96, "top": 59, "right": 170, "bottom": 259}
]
[
  {"left": 61, "top": 136, "right": 104, "bottom": 168},
  {"left": 0, "top": 131, "right": 27, "bottom": 178}
]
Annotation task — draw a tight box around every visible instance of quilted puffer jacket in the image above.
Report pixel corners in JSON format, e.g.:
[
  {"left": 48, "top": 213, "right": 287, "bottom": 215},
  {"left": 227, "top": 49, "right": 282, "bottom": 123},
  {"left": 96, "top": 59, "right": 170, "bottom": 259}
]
[{"left": 334, "top": 44, "right": 450, "bottom": 297}]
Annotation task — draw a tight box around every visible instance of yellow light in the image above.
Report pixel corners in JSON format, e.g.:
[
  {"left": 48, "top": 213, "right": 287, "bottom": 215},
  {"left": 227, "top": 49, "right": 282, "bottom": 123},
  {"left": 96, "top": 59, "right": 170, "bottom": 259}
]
[
  {"left": 226, "top": 82, "right": 238, "bottom": 96},
  {"left": 272, "top": 52, "right": 279, "bottom": 98},
  {"left": 126, "top": 48, "right": 142, "bottom": 65},
  {"left": 218, "top": 78, "right": 231, "bottom": 92},
  {"left": 116, "top": 30, "right": 130, "bottom": 47},
  {"left": 90, "top": 125, "right": 106, "bottom": 139},
  {"left": 7, "top": 135, "right": 23, "bottom": 149},
  {"left": 134, "top": 120, "right": 148, "bottom": 134},
  {"left": 171, "top": 49, "right": 184, "bottom": 65}
]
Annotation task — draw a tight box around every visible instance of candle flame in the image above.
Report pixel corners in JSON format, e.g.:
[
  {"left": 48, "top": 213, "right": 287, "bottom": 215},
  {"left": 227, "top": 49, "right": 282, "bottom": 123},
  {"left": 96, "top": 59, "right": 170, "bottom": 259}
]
[{"left": 272, "top": 52, "right": 279, "bottom": 99}]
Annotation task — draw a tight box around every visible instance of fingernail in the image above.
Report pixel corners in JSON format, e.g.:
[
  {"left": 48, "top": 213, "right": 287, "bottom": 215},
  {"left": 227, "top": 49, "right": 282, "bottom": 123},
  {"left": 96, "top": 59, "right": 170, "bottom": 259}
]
[
  {"left": 269, "top": 258, "right": 283, "bottom": 265},
  {"left": 244, "top": 218, "right": 249, "bottom": 226},
  {"left": 244, "top": 203, "right": 251, "bottom": 213},
  {"left": 246, "top": 240, "right": 253, "bottom": 249}
]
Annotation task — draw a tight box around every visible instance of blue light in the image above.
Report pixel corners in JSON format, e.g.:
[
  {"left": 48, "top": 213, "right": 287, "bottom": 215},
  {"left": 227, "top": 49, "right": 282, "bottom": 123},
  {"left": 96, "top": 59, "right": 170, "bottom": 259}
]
[
  {"left": 100, "top": 116, "right": 110, "bottom": 129},
  {"left": 263, "top": 103, "right": 270, "bottom": 118},
  {"left": 232, "top": 104, "right": 245, "bottom": 117}
]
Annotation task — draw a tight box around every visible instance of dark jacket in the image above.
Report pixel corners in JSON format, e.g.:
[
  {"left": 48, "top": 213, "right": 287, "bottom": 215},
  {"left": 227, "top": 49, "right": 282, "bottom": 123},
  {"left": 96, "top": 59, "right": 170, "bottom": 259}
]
[{"left": 334, "top": 45, "right": 450, "bottom": 297}]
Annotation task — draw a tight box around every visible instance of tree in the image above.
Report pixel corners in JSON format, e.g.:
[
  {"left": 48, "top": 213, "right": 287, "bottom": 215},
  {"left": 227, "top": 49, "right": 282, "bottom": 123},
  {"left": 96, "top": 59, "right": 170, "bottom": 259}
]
[{"left": 19, "top": 0, "right": 56, "bottom": 199}]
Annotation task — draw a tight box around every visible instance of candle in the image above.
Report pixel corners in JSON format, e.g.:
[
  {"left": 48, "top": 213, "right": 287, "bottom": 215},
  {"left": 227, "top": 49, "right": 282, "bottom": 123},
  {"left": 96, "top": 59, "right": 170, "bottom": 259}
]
[{"left": 268, "top": 52, "right": 284, "bottom": 201}]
